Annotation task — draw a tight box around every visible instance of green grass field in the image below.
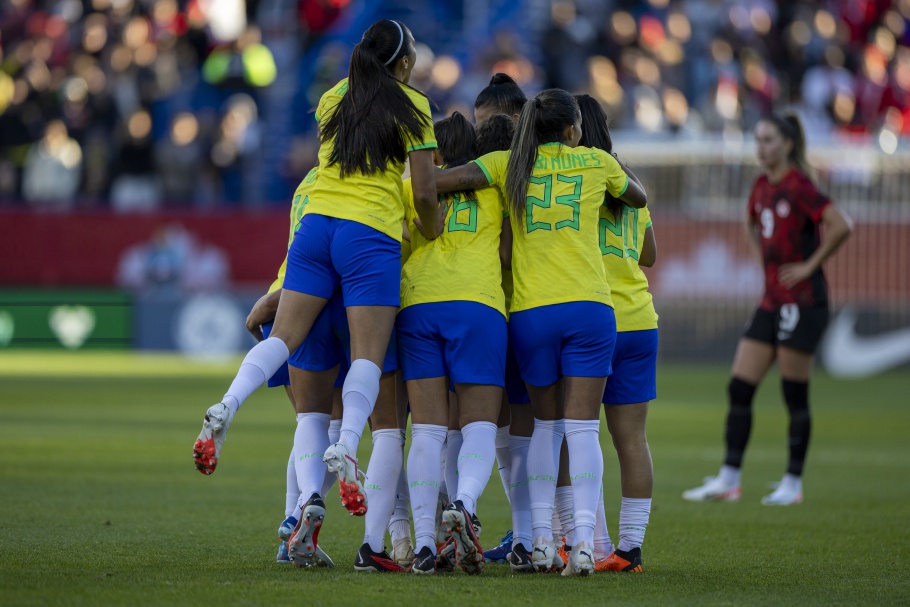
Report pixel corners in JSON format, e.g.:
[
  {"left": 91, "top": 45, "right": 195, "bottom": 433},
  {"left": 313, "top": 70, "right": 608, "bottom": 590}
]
[{"left": 1, "top": 352, "right": 908, "bottom": 606}]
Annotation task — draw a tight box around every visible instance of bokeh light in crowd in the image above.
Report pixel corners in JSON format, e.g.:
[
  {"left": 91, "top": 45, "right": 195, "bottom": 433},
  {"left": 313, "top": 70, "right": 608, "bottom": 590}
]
[
  {"left": 788, "top": 19, "right": 812, "bottom": 47},
  {"left": 639, "top": 16, "right": 665, "bottom": 50},
  {"left": 128, "top": 110, "right": 153, "bottom": 140},
  {"left": 884, "top": 10, "right": 906, "bottom": 36},
  {"left": 832, "top": 91, "right": 856, "bottom": 124},
  {"left": 172, "top": 113, "right": 200, "bottom": 146},
  {"left": 879, "top": 128, "right": 898, "bottom": 154},
  {"left": 750, "top": 7, "right": 772, "bottom": 36},
  {"left": 634, "top": 90, "right": 663, "bottom": 132},
  {"left": 814, "top": 10, "right": 837, "bottom": 39},
  {"left": 662, "top": 88, "right": 688, "bottom": 127},
  {"left": 431, "top": 56, "right": 461, "bottom": 91},
  {"left": 588, "top": 56, "right": 624, "bottom": 107},
  {"left": 647, "top": 0, "right": 669, "bottom": 9},
  {"left": 83, "top": 14, "right": 109, "bottom": 53},
  {"left": 655, "top": 39, "right": 684, "bottom": 66},
  {"left": 863, "top": 45, "right": 889, "bottom": 85},
  {"left": 666, "top": 12, "right": 690, "bottom": 42},
  {"left": 611, "top": 12, "right": 637, "bottom": 46},
  {"left": 874, "top": 27, "right": 897, "bottom": 60}
]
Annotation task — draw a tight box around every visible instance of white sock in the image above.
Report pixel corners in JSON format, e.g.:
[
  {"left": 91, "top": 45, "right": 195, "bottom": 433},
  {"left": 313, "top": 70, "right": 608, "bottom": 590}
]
[
  {"left": 321, "top": 419, "right": 342, "bottom": 497},
  {"left": 565, "top": 418, "right": 603, "bottom": 547},
  {"left": 551, "top": 509, "right": 563, "bottom": 544},
  {"left": 223, "top": 337, "right": 289, "bottom": 414},
  {"left": 780, "top": 473, "right": 802, "bottom": 493},
  {"left": 439, "top": 441, "right": 448, "bottom": 501},
  {"left": 508, "top": 434, "right": 532, "bottom": 551},
  {"left": 528, "top": 418, "right": 564, "bottom": 540},
  {"left": 594, "top": 484, "right": 614, "bottom": 557},
  {"left": 719, "top": 464, "right": 741, "bottom": 487},
  {"left": 363, "top": 429, "right": 404, "bottom": 553},
  {"left": 617, "top": 497, "right": 651, "bottom": 552},
  {"left": 445, "top": 429, "right": 463, "bottom": 500},
  {"left": 339, "top": 359, "right": 381, "bottom": 454},
  {"left": 285, "top": 448, "right": 298, "bottom": 518},
  {"left": 495, "top": 425, "right": 512, "bottom": 504},
  {"left": 388, "top": 462, "right": 411, "bottom": 544},
  {"left": 408, "top": 424, "right": 447, "bottom": 554},
  {"left": 454, "top": 421, "right": 497, "bottom": 515},
  {"left": 555, "top": 486, "right": 575, "bottom": 546},
  {"left": 293, "top": 412, "right": 330, "bottom": 510}
]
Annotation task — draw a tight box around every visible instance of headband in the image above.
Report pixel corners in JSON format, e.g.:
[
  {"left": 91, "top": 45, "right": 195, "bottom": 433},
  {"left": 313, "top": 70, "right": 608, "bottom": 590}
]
[{"left": 384, "top": 20, "right": 405, "bottom": 66}]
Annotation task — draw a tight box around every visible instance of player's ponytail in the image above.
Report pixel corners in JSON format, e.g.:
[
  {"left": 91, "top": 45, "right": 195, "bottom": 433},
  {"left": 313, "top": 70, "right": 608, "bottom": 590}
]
[
  {"left": 505, "top": 89, "right": 580, "bottom": 227},
  {"left": 766, "top": 112, "right": 813, "bottom": 181},
  {"left": 321, "top": 19, "right": 431, "bottom": 178},
  {"left": 575, "top": 93, "right": 622, "bottom": 220},
  {"left": 434, "top": 111, "right": 476, "bottom": 169},
  {"left": 474, "top": 73, "right": 527, "bottom": 118}
]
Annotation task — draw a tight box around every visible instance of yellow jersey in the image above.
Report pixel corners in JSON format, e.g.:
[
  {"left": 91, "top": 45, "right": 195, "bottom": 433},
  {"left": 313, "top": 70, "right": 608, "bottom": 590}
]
[
  {"left": 268, "top": 168, "right": 318, "bottom": 294},
  {"left": 400, "top": 177, "right": 507, "bottom": 316},
  {"left": 303, "top": 78, "right": 437, "bottom": 242},
  {"left": 474, "top": 144, "right": 630, "bottom": 312},
  {"left": 599, "top": 205, "right": 658, "bottom": 331}
]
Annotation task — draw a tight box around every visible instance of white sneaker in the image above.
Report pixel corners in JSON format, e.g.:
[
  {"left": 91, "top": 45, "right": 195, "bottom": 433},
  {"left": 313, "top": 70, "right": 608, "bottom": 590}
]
[
  {"left": 192, "top": 403, "right": 234, "bottom": 475},
  {"left": 562, "top": 541, "right": 595, "bottom": 577},
  {"left": 762, "top": 475, "right": 803, "bottom": 505},
  {"left": 682, "top": 476, "right": 741, "bottom": 502},
  {"left": 323, "top": 442, "right": 368, "bottom": 516},
  {"left": 391, "top": 537, "right": 415, "bottom": 567},
  {"left": 531, "top": 536, "right": 564, "bottom": 573}
]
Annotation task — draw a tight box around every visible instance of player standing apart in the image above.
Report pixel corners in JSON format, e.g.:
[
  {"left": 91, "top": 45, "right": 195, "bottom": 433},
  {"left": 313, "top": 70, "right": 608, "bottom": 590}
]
[
  {"left": 192, "top": 18, "right": 440, "bottom": 564},
  {"left": 683, "top": 114, "right": 852, "bottom": 505}
]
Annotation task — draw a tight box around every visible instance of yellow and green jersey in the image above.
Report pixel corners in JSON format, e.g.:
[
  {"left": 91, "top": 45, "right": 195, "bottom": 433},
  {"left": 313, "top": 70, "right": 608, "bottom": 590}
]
[
  {"left": 474, "top": 144, "right": 629, "bottom": 313},
  {"left": 267, "top": 168, "right": 318, "bottom": 294},
  {"left": 599, "top": 205, "right": 658, "bottom": 331},
  {"left": 400, "top": 177, "right": 507, "bottom": 316},
  {"left": 303, "top": 78, "right": 437, "bottom": 243}
]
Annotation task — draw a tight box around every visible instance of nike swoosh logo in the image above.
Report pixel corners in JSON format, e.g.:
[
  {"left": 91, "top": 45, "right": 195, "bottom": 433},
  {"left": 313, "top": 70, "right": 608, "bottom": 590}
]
[{"left": 822, "top": 308, "right": 910, "bottom": 377}]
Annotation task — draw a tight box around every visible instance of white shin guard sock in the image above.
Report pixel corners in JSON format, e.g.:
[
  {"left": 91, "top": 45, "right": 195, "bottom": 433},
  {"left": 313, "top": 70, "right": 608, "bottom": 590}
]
[
  {"left": 363, "top": 429, "right": 404, "bottom": 553},
  {"left": 293, "top": 412, "right": 331, "bottom": 510},
  {"left": 555, "top": 486, "right": 575, "bottom": 546},
  {"left": 285, "top": 447, "right": 298, "bottom": 518},
  {"left": 388, "top": 461, "right": 411, "bottom": 543},
  {"left": 594, "top": 484, "right": 613, "bottom": 557},
  {"left": 408, "top": 424, "right": 447, "bottom": 554},
  {"left": 528, "top": 418, "right": 564, "bottom": 539},
  {"left": 618, "top": 497, "right": 651, "bottom": 552},
  {"left": 564, "top": 418, "right": 603, "bottom": 547},
  {"left": 445, "top": 430, "right": 463, "bottom": 501},
  {"left": 454, "top": 421, "right": 498, "bottom": 516},
  {"left": 495, "top": 425, "right": 512, "bottom": 504},
  {"left": 223, "top": 337, "right": 290, "bottom": 414},
  {"left": 339, "top": 359, "right": 381, "bottom": 453},
  {"left": 508, "top": 435, "right": 532, "bottom": 550}
]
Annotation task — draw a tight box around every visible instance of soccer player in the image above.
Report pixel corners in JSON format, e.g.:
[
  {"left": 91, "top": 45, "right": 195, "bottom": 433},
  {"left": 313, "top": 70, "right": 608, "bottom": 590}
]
[
  {"left": 192, "top": 18, "right": 439, "bottom": 567},
  {"left": 435, "top": 89, "right": 647, "bottom": 576},
  {"left": 399, "top": 112, "right": 507, "bottom": 575},
  {"left": 574, "top": 94, "right": 655, "bottom": 573},
  {"left": 683, "top": 113, "right": 852, "bottom": 506}
]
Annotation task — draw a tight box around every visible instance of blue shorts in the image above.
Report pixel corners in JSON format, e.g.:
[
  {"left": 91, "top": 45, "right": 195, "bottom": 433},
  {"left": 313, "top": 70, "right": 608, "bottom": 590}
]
[
  {"left": 505, "top": 334, "right": 530, "bottom": 405},
  {"left": 397, "top": 301, "right": 507, "bottom": 386},
  {"left": 284, "top": 214, "right": 401, "bottom": 307},
  {"left": 261, "top": 321, "right": 291, "bottom": 388},
  {"left": 603, "top": 329, "right": 658, "bottom": 405},
  {"left": 510, "top": 302, "right": 616, "bottom": 387},
  {"left": 290, "top": 293, "right": 399, "bottom": 373}
]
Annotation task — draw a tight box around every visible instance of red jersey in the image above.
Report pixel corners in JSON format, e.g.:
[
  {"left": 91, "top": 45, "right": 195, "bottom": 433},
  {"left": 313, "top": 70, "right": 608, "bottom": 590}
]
[{"left": 747, "top": 169, "right": 831, "bottom": 310}]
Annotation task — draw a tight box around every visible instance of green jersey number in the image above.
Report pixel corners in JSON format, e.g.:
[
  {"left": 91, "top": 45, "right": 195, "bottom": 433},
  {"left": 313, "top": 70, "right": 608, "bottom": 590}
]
[
  {"left": 526, "top": 174, "right": 583, "bottom": 233},
  {"left": 599, "top": 206, "right": 639, "bottom": 260},
  {"left": 446, "top": 192, "right": 478, "bottom": 233}
]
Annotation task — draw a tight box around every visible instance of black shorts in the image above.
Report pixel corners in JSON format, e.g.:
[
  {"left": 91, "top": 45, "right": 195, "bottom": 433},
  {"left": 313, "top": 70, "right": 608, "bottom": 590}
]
[{"left": 743, "top": 305, "right": 829, "bottom": 354}]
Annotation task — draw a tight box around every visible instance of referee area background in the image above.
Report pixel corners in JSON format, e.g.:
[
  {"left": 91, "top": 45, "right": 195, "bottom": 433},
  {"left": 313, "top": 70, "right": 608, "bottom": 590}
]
[{"left": 1, "top": 0, "right": 908, "bottom": 604}]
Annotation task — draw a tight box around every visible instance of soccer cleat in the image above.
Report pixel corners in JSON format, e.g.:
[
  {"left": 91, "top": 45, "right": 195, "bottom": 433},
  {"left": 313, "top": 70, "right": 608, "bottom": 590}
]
[
  {"left": 442, "top": 500, "right": 484, "bottom": 574},
  {"left": 435, "top": 492, "right": 449, "bottom": 545},
  {"left": 598, "top": 547, "right": 643, "bottom": 572},
  {"left": 192, "top": 403, "right": 234, "bottom": 475},
  {"left": 761, "top": 477, "right": 803, "bottom": 506},
  {"left": 557, "top": 542, "right": 571, "bottom": 566},
  {"left": 288, "top": 494, "right": 334, "bottom": 568},
  {"left": 471, "top": 513, "right": 483, "bottom": 539},
  {"left": 409, "top": 546, "right": 436, "bottom": 575},
  {"left": 482, "top": 529, "right": 513, "bottom": 563},
  {"left": 391, "top": 537, "right": 416, "bottom": 567},
  {"left": 276, "top": 541, "right": 291, "bottom": 563},
  {"left": 563, "top": 541, "right": 595, "bottom": 577},
  {"left": 507, "top": 543, "right": 534, "bottom": 573},
  {"left": 682, "top": 476, "right": 742, "bottom": 502},
  {"left": 323, "top": 442, "right": 368, "bottom": 516},
  {"left": 353, "top": 543, "right": 405, "bottom": 573},
  {"left": 278, "top": 515, "right": 298, "bottom": 541},
  {"left": 436, "top": 537, "right": 457, "bottom": 572},
  {"left": 531, "top": 536, "right": 565, "bottom": 573}
]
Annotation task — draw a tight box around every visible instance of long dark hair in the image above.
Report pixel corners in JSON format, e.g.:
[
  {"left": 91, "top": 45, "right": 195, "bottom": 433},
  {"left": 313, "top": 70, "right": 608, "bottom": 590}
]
[
  {"left": 475, "top": 113, "right": 515, "bottom": 156},
  {"left": 762, "top": 112, "right": 812, "bottom": 179},
  {"left": 505, "top": 89, "right": 579, "bottom": 226},
  {"left": 320, "top": 19, "right": 431, "bottom": 178},
  {"left": 575, "top": 94, "right": 621, "bottom": 220},
  {"left": 474, "top": 73, "right": 527, "bottom": 117},
  {"left": 434, "top": 111, "right": 476, "bottom": 168}
]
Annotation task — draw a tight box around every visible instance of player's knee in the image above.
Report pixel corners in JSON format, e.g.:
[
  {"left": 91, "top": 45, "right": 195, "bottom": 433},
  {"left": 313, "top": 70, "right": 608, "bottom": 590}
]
[
  {"left": 728, "top": 377, "right": 757, "bottom": 408},
  {"left": 781, "top": 379, "right": 810, "bottom": 414}
]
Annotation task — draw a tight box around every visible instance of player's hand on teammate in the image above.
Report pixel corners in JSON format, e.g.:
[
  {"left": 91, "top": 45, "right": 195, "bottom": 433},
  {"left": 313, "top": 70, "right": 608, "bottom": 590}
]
[
  {"left": 413, "top": 198, "right": 450, "bottom": 240},
  {"left": 246, "top": 293, "right": 279, "bottom": 341},
  {"left": 778, "top": 261, "right": 814, "bottom": 287}
]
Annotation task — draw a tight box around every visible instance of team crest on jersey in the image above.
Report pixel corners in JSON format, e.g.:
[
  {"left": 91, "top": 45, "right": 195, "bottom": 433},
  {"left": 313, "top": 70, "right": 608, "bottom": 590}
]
[{"left": 776, "top": 199, "right": 791, "bottom": 218}]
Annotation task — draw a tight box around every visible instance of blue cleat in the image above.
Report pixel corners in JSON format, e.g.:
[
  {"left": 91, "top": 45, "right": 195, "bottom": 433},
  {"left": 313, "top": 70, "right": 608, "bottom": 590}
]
[
  {"left": 276, "top": 541, "right": 291, "bottom": 563},
  {"left": 482, "top": 529, "right": 513, "bottom": 563},
  {"left": 278, "top": 515, "right": 298, "bottom": 541}
]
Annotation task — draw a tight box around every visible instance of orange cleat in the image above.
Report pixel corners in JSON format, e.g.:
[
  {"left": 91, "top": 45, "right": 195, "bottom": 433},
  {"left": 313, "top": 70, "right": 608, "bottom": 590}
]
[{"left": 597, "top": 547, "right": 643, "bottom": 572}]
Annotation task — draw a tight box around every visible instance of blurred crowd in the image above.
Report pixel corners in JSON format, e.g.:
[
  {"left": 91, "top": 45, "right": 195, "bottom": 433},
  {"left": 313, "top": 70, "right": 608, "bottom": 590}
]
[{"left": 1, "top": 0, "right": 909, "bottom": 209}]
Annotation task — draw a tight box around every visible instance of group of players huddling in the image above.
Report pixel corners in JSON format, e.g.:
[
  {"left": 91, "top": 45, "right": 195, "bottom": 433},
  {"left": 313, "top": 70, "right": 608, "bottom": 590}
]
[{"left": 191, "top": 19, "right": 852, "bottom": 577}]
